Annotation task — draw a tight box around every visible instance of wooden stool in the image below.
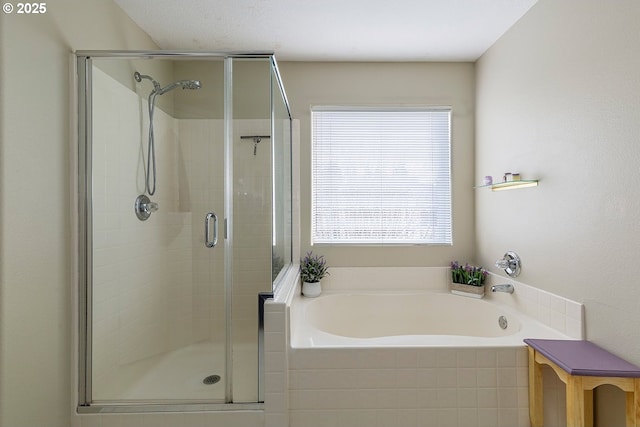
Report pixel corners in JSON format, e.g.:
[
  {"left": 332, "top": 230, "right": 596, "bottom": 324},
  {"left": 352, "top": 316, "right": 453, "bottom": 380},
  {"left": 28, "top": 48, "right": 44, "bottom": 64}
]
[{"left": 525, "top": 339, "right": 640, "bottom": 427}]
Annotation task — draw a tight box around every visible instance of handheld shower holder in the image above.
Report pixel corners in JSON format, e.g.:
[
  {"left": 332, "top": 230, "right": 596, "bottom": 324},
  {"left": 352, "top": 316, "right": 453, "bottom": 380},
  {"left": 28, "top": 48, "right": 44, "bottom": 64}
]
[
  {"left": 133, "top": 70, "right": 201, "bottom": 197},
  {"left": 495, "top": 251, "right": 521, "bottom": 277}
]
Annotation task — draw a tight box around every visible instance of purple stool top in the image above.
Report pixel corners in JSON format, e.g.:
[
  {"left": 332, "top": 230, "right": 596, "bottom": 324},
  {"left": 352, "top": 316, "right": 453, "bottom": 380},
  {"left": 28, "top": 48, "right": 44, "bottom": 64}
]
[{"left": 524, "top": 339, "right": 640, "bottom": 378}]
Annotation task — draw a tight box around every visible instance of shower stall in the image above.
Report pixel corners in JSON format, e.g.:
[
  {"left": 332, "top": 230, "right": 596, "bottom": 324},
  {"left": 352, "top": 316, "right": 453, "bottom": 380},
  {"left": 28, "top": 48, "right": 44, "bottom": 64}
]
[{"left": 76, "top": 52, "right": 292, "bottom": 411}]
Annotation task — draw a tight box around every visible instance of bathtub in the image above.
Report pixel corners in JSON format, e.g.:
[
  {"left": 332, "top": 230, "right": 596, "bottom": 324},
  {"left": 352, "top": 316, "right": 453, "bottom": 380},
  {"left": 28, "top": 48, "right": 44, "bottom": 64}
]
[
  {"left": 291, "top": 290, "right": 572, "bottom": 348},
  {"left": 287, "top": 270, "right": 581, "bottom": 427}
]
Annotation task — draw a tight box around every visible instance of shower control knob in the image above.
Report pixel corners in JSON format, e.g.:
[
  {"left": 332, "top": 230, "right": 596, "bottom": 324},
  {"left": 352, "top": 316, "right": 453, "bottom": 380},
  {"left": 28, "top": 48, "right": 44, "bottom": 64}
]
[
  {"left": 495, "top": 251, "right": 521, "bottom": 277},
  {"left": 134, "top": 194, "right": 159, "bottom": 221},
  {"left": 495, "top": 259, "right": 510, "bottom": 269},
  {"left": 145, "top": 201, "right": 159, "bottom": 213}
]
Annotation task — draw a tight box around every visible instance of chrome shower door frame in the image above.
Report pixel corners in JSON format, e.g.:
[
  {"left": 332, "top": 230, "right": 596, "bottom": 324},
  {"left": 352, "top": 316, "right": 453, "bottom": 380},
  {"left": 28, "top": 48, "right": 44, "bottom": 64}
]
[{"left": 75, "top": 50, "right": 291, "bottom": 413}]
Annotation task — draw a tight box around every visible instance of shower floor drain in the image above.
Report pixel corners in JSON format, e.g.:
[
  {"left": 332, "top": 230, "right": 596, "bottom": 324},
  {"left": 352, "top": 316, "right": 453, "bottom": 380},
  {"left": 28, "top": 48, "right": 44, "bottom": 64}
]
[{"left": 203, "top": 374, "right": 221, "bottom": 385}]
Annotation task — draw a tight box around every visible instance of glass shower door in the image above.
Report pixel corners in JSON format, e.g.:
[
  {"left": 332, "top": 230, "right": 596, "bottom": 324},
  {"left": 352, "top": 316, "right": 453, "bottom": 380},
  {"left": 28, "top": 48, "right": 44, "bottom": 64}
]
[
  {"left": 229, "top": 58, "right": 274, "bottom": 402},
  {"left": 87, "top": 57, "right": 228, "bottom": 404}
]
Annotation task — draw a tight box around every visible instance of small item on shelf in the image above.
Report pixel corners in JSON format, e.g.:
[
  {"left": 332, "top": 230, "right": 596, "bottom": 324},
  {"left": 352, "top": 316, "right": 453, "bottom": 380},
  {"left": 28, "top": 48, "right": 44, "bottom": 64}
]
[
  {"left": 483, "top": 175, "right": 493, "bottom": 185},
  {"left": 503, "top": 172, "right": 513, "bottom": 182},
  {"left": 512, "top": 173, "right": 521, "bottom": 181}
]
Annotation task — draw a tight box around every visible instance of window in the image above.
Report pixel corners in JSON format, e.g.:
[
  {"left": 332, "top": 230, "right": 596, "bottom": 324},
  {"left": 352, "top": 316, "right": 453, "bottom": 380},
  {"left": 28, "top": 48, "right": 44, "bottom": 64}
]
[{"left": 311, "top": 106, "right": 452, "bottom": 245}]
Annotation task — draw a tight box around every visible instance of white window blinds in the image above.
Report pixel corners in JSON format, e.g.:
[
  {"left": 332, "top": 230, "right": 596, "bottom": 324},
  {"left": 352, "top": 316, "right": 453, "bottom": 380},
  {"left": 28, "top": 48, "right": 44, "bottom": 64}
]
[{"left": 311, "top": 107, "right": 452, "bottom": 245}]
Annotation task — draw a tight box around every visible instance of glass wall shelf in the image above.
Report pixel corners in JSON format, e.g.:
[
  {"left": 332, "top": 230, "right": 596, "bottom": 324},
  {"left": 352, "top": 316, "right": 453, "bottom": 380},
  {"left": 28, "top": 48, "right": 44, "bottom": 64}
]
[{"left": 475, "top": 179, "right": 539, "bottom": 191}]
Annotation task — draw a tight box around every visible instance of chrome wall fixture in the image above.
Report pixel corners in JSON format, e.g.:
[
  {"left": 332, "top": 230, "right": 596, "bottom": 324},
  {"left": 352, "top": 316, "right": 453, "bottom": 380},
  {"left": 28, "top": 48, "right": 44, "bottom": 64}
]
[
  {"left": 240, "top": 135, "right": 271, "bottom": 156},
  {"left": 133, "top": 70, "right": 201, "bottom": 221},
  {"left": 491, "top": 283, "right": 515, "bottom": 294},
  {"left": 134, "top": 194, "right": 158, "bottom": 221},
  {"left": 134, "top": 71, "right": 201, "bottom": 197},
  {"left": 495, "top": 251, "right": 521, "bottom": 277}
]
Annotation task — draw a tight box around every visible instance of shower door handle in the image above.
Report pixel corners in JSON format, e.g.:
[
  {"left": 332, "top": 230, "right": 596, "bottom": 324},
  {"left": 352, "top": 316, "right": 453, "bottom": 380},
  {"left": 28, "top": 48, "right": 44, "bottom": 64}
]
[{"left": 205, "top": 212, "right": 218, "bottom": 248}]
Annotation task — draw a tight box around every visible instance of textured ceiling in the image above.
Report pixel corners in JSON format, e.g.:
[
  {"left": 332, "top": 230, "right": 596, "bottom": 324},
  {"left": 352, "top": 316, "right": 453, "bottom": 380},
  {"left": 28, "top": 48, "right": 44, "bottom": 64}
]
[{"left": 113, "top": 0, "right": 538, "bottom": 61}]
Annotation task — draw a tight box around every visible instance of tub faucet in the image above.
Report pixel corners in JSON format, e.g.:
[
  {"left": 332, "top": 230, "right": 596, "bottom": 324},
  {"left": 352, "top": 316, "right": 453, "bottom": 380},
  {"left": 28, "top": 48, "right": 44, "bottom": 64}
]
[{"left": 491, "top": 284, "right": 514, "bottom": 294}]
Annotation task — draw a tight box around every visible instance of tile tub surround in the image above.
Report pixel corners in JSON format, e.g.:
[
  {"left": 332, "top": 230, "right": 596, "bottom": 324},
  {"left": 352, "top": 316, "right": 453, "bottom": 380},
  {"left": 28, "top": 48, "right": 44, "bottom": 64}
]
[
  {"left": 483, "top": 272, "right": 584, "bottom": 340},
  {"left": 287, "top": 267, "right": 583, "bottom": 427},
  {"left": 289, "top": 346, "right": 556, "bottom": 427}
]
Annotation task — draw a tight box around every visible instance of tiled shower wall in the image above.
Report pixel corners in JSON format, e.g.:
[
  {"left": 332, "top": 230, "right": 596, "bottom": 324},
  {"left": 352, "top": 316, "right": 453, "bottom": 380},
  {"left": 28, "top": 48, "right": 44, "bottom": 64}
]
[
  {"left": 91, "top": 67, "right": 197, "bottom": 392},
  {"left": 178, "top": 118, "right": 274, "bottom": 348},
  {"left": 231, "top": 119, "right": 273, "bottom": 347},
  {"left": 179, "top": 119, "right": 225, "bottom": 344}
]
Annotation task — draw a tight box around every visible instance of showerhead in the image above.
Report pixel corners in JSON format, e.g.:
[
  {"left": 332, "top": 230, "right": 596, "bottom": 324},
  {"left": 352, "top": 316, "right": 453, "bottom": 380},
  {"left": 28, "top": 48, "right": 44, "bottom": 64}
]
[
  {"left": 134, "top": 72, "right": 200, "bottom": 95},
  {"left": 156, "top": 79, "right": 202, "bottom": 95},
  {"left": 179, "top": 80, "right": 202, "bottom": 90}
]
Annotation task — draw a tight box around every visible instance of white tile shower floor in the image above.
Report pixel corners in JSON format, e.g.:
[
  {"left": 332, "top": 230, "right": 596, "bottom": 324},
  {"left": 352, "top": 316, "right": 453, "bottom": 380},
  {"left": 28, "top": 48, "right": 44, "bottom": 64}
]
[{"left": 93, "top": 341, "right": 258, "bottom": 403}]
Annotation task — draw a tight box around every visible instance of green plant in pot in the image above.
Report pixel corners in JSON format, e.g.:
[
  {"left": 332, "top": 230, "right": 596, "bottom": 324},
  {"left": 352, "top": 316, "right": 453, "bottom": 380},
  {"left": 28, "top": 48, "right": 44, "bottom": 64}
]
[
  {"left": 300, "top": 251, "right": 329, "bottom": 297},
  {"left": 450, "top": 261, "right": 487, "bottom": 299}
]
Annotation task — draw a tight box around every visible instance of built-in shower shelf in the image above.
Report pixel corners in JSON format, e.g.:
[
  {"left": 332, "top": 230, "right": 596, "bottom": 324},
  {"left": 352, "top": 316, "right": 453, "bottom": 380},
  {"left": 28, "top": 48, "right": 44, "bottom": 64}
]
[{"left": 474, "top": 179, "right": 539, "bottom": 192}]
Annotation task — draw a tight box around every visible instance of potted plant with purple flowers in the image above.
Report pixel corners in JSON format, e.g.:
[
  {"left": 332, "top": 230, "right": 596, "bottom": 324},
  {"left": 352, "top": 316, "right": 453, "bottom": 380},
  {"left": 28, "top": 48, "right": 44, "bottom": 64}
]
[
  {"left": 450, "top": 261, "right": 488, "bottom": 299},
  {"left": 300, "top": 251, "right": 329, "bottom": 297}
]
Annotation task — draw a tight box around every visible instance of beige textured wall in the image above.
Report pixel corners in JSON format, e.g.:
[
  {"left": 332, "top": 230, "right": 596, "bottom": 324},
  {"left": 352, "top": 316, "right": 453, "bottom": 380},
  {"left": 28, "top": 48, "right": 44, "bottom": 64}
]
[
  {"left": 0, "top": 1, "right": 158, "bottom": 426},
  {"left": 476, "top": 0, "right": 640, "bottom": 424},
  {"left": 278, "top": 62, "right": 476, "bottom": 268}
]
